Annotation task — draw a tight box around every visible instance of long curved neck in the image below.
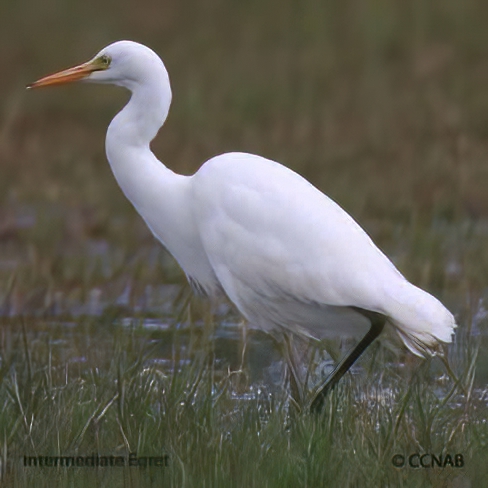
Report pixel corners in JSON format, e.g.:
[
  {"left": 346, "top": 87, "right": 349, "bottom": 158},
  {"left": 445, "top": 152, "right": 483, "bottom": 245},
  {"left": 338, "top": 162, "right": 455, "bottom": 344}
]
[
  {"left": 107, "top": 67, "right": 170, "bottom": 148},
  {"left": 101, "top": 50, "right": 218, "bottom": 294},
  {"left": 104, "top": 68, "right": 189, "bottom": 248}
]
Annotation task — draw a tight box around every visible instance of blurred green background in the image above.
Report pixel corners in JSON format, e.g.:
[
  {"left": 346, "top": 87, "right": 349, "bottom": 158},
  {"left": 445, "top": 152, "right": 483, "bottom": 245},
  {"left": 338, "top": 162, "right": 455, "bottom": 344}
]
[
  {"left": 1, "top": 0, "right": 488, "bottom": 486},
  {"left": 2, "top": 0, "right": 488, "bottom": 306}
]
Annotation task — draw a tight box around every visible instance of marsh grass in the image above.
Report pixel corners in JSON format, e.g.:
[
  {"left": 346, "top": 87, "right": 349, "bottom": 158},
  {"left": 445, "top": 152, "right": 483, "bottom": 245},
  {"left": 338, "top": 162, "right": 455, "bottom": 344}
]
[
  {"left": 1, "top": 0, "right": 488, "bottom": 486},
  {"left": 0, "top": 315, "right": 486, "bottom": 487}
]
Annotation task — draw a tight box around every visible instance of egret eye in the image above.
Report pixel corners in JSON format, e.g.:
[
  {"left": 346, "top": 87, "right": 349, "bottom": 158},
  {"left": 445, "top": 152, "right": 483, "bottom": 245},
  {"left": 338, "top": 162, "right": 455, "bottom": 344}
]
[{"left": 99, "top": 55, "right": 111, "bottom": 67}]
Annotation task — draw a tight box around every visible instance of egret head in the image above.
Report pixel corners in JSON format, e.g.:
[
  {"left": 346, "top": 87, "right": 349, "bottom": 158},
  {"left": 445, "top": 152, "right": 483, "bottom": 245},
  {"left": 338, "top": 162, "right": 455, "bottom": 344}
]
[{"left": 28, "top": 41, "right": 168, "bottom": 91}]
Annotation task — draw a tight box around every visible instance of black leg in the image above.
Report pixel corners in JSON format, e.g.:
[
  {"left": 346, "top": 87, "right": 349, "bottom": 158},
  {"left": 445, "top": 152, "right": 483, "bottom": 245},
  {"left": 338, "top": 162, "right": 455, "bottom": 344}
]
[{"left": 309, "top": 309, "right": 386, "bottom": 413}]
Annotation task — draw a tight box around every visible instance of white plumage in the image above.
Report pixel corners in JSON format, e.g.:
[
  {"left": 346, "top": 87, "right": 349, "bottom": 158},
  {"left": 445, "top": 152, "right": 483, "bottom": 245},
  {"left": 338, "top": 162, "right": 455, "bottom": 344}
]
[
  {"left": 29, "top": 41, "right": 456, "bottom": 384},
  {"left": 192, "top": 152, "right": 455, "bottom": 356}
]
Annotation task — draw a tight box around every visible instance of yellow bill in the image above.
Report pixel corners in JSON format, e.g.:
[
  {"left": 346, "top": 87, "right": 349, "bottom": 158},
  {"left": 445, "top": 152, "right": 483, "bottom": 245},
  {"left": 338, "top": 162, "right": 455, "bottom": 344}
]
[{"left": 27, "top": 55, "right": 110, "bottom": 89}]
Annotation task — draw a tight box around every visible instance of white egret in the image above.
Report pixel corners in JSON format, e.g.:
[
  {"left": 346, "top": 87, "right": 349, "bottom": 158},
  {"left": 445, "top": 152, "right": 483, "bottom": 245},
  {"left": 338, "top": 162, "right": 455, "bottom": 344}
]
[{"left": 28, "top": 41, "right": 456, "bottom": 411}]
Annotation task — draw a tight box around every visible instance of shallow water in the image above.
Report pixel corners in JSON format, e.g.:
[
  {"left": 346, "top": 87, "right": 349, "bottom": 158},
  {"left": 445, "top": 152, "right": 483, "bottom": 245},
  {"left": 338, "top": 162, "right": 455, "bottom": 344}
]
[{"left": 1, "top": 201, "right": 488, "bottom": 404}]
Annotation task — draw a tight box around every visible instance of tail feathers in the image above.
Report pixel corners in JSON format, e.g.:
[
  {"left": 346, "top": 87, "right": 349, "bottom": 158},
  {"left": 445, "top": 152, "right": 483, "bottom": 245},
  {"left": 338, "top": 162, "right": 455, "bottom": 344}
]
[{"left": 385, "top": 282, "right": 456, "bottom": 357}]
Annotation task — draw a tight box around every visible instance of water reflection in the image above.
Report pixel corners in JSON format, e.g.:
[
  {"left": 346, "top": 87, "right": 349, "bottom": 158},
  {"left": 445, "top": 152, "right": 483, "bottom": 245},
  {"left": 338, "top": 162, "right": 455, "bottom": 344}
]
[
  {"left": 1, "top": 309, "right": 486, "bottom": 413},
  {"left": 0, "top": 252, "right": 487, "bottom": 411}
]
